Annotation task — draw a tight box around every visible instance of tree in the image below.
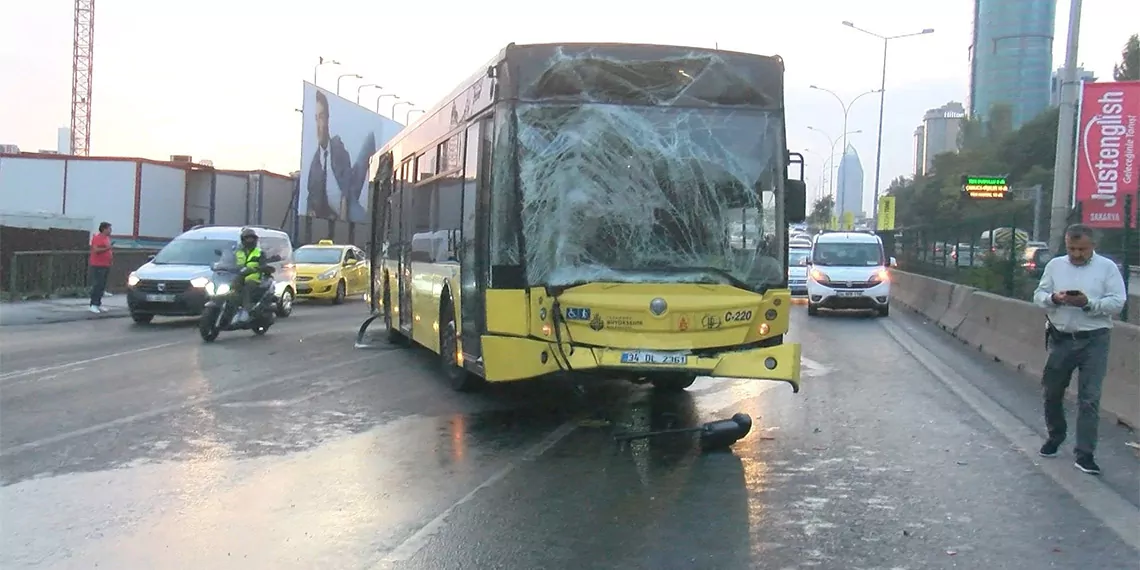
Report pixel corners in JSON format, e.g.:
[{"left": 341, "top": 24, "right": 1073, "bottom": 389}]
[
  {"left": 808, "top": 195, "right": 834, "bottom": 229},
  {"left": 1113, "top": 34, "right": 1139, "bottom": 81},
  {"left": 891, "top": 104, "right": 1062, "bottom": 230}
]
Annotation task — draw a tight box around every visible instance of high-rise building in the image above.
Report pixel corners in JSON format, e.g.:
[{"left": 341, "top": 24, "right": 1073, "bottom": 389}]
[
  {"left": 968, "top": 0, "right": 1057, "bottom": 129},
  {"left": 1049, "top": 66, "right": 1097, "bottom": 106},
  {"left": 913, "top": 125, "right": 926, "bottom": 177},
  {"left": 914, "top": 102, "right": 966, "bottom": 176},
  {"left": 836, "top": 144, "right": 864, "bottom": 220},
  {"left": 57, "top": 127, "right": 71, "bottom": 154}
]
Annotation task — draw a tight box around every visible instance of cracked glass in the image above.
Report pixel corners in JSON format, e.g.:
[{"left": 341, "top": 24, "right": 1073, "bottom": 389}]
[{"left": 506, "top": 46, "right": 787, "bottom": 291}]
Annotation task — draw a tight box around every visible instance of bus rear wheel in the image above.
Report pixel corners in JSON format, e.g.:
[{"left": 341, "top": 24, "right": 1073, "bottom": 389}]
[
  {"left": 650, "top": 374, "right": 696, "bottom": 392},
  {"left": 440, "top": 306, "right": 483, "bottom": 392}
]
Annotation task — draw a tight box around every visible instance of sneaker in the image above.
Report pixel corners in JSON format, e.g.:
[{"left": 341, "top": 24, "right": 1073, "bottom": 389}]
[
  {"left": 1074, "top": 455, "right": 1101, "bottom": 475},
  {"left": 98, "top": 306, "right": 109, "bottom": 313},
  {"left": 1039, "top": 439, "right": 1062, "bottom": 457},
  {"left": 88, "top": 305, "right": 101, "bottom": 314}
]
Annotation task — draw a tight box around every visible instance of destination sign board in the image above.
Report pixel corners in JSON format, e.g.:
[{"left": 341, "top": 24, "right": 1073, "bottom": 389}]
[{"left": 961, "top": 175, "right": 1010, "bottom": 200}]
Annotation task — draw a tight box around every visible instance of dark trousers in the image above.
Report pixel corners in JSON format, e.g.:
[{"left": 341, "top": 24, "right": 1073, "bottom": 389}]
[
  {"left": 89, "top": 266, "right": 109, "bottom": 306},
  {"left": 1042, "top": 329, "right": 1111, "bottom": 457}
]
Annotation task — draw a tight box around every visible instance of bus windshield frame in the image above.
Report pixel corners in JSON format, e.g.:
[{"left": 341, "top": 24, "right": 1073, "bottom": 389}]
[{"left": 506, "top": 45, "right": 789, "bottom": 292}]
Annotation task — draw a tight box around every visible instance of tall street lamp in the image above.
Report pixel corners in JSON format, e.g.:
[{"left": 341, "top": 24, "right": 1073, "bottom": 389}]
[
  {"left": 313, "top": 57, "right": 340, "bottom": 84},
  {"left": 406, "top": 109, "right": 425, "bottom": 123},
  {"left": 809, "top": 85, "right": 882, "bottom": 206},
  {"left": 808, "top": 126, "right": 863, "bottom": 202},
  {"left": 376, "top": 94, "right": 399, "bottom": 115},
  {"left": 356, "top": 83, "right": 382, "bottom": 104},
  {"left": 842, "top": 20, "right": 934, "bottom": 229},
  {"left": 336, "top": 73, "right": 362, "bottom": 96},
  {"left": 392, "top": 101, "right": 413, "bottom": 121}
]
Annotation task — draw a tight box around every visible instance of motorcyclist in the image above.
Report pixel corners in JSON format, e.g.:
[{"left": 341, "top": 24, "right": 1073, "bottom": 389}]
[{"left": 234, "top": 227, "right": 265, "bottom": 323}]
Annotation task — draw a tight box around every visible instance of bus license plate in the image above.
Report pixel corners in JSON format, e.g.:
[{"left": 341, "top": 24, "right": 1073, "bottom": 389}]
[
  {"left": 146, "top": 294, "right": 176, "bottom": 302},
  {"left": 620, "top": 351, "right": 688, "bottom": 365}
]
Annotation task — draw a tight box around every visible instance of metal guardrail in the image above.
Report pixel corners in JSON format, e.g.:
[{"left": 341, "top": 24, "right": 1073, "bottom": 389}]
[{"left": 3, "top": 249, "right": 159, "bottom": 297}]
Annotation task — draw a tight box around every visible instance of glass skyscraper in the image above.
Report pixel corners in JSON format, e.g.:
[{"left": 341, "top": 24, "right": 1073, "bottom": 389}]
[{"left": 968, "top": 0, "right": 1057, "bottom": 128}]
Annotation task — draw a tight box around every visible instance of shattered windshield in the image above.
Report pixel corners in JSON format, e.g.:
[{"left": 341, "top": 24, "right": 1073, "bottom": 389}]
[{"left": 517, "top": 104, "right": 785, "bottom": 290}]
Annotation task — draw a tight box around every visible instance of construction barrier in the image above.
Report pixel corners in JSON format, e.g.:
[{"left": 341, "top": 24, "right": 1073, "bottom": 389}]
[{"left": 890, "top": 270, "right": 1140, "bottom": 430}]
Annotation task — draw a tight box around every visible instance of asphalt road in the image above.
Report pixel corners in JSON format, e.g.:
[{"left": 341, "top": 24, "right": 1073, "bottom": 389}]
[{"left": 1, "top": 300, "right": 1137, "bottom": 569}]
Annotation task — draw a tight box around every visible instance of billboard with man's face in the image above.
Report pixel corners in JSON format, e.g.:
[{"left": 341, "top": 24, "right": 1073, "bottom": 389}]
[{"left": 299, "top": 81, "right": 403, "bottom": 222}]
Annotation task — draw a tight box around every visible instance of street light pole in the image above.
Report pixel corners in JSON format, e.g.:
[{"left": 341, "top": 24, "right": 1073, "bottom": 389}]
[
  {"left": 1048, "top": 0, "right": 1083, "bottom": 253},
  {"left": 356, "top": 83, "right": 382, "bottom": 104},
  {"left": 376, "top": 94, "right": 399, "bottom": 115},
  {"left": 336, "top": 73, "right": 362, "bottom": 96},
  {"left": 809, "top": 86, "right": 881, "bottom": 217},
  {"left": 808, "top": 126, "right": 863, "bottom": 201},
  {"left": 842, "top": 21, "right": 934, "bottom": 229},
  {"left": 406, "top": 109, "right": 425, "bottom": 123},
  {"left": 313, "top": 57, "right": 340, "bottom": 85},
  {"left": 392, "top": 101, "right": 413, "bottom": 121}
]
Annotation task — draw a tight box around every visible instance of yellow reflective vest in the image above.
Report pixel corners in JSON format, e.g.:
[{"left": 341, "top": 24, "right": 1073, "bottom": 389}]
[{"left": 235, "top": 247, "right": 262, "bottom": 283}]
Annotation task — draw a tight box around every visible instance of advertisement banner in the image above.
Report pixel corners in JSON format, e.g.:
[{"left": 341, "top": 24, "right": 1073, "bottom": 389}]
[
  {"left": 299, "top": 82, "right": 403, "bottom": 222},
  {"left": 1075, "top": 81, "right": 1140, "bottom": 228},
  {"left": 877, "top": 196, "right": 896, "bottom": 230}
]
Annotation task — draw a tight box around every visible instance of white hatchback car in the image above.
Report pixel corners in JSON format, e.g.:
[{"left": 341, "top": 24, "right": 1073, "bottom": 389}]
[{"left": 805, "top": 232, "right": 895, "bottom": 317}]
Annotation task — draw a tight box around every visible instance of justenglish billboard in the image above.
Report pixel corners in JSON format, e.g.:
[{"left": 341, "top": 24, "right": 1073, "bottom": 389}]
[
  {"left": 299, "top": 82, "right": 403, "bottom": 222},
  {"left": 1075, "top": 81, "right": 1139, "bottom": 228}
]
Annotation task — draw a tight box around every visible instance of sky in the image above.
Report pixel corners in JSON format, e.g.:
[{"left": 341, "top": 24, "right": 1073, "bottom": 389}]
[{"left": 2, "top": 0, "right": 1137, "bottom": 216}]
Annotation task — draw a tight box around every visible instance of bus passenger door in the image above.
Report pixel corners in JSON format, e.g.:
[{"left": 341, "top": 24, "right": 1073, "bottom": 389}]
[
  {"left": 397, "top": 163, "right": 415, "bottom": 336},
  {"left": 458, "top": 119, "right": 491, "bottom": 366}
]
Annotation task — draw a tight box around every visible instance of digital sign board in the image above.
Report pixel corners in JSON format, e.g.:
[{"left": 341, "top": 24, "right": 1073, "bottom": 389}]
[{"left": 961, "top": 175, "right": 1010, "bottom": 200}]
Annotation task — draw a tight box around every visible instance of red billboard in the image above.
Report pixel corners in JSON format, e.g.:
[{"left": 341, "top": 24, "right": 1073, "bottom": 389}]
[{"left": 1075, "top": 81, "right": 1140, "bottom": 228}]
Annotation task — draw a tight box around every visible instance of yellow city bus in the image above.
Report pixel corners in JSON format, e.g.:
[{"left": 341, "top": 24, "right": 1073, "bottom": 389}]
[{"left": 360, "top": 42, "right": 808, "bottom": 392}]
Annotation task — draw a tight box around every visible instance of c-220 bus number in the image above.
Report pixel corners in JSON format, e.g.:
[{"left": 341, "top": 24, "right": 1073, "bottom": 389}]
[{"left": 724, "top": 310, "right": 753, "bottom": 322}]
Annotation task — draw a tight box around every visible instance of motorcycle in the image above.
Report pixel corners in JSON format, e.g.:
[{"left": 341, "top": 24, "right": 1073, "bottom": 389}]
[{"left": 199, "top": 252, "right": 283, "bottom": 342}]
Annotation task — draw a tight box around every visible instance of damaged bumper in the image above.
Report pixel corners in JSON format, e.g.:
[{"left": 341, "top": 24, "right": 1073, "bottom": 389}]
[{"left": 478, "top": 335, "right": 801, "bottom": 392}]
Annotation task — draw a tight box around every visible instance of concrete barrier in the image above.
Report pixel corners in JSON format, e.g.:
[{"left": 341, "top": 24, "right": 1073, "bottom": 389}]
[{"left": 891, "top": 271, "right": 1140, "bottom": 430}]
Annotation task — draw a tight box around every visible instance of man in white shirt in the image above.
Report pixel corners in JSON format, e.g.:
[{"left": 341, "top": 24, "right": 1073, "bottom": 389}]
[{"left": 1032, "top": 224, "right": 1127, "bottom": 475}]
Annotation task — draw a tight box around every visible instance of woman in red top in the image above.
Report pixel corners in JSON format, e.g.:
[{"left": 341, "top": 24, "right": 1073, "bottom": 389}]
[{"left": 89, "top": 222, "right": 113, "bottom": 313}]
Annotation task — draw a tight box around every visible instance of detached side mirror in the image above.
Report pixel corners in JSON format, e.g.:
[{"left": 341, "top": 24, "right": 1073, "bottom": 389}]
[
  {"left": 785, "top": 179, "right": 807, "bottom": 224},
  {"left": 267, "top": 254, "right": 283, "bottom": 263},
  {"left": 889, "top": 257, "right": 898, "bottom": 268}
]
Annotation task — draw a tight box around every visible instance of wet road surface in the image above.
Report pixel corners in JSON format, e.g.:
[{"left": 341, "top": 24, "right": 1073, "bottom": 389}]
[{"left": 1, "top": 300, "right": 1137, "bottom": 569}]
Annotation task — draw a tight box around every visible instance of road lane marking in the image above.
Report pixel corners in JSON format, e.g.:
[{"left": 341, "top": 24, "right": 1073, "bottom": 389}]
[
  {"left": 880, "top": 318, "right": 1140, "bottom": 552},
  {"left": 0, "top": 342, "right": 181, "bottom": 383},
  {"left": 372, "top": 421, "right": 579, "bottom": 566},
  {"left": 0, "top": 354, "right": 378, "bottom": 458}
]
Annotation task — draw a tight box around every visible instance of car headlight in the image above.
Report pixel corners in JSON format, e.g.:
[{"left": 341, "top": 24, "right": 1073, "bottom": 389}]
[
  {"left": 809, "top": 268, "right": 830, "bottom": 283},
  {"left": 317, "top": 269, "right": 338, "bottom": 280},
  {"left": 127, "top": 272, "right": 139, "bottom": 287},
  {"left": 190, "top": 276, "right": 209, "bottom": 288}
]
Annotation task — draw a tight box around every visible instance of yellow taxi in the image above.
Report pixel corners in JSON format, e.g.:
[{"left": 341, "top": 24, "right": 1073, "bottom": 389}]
[{"left": 293, "top": 240, "right": 370, "bottom": 304}]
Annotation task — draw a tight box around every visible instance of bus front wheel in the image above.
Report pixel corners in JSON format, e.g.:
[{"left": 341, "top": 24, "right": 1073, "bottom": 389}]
[{"left": 440, "top": 304, "right": 483, "bottom": 392}]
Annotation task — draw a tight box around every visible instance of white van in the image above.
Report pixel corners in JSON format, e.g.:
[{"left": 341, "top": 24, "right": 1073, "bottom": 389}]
[{"left": 805, "top": 231, "right": 895, "bottom": 317}]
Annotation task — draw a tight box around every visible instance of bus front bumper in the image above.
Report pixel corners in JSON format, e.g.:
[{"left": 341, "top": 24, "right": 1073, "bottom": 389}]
[{"left": 477, "top": 336, "right": 801, "bottom": 393}]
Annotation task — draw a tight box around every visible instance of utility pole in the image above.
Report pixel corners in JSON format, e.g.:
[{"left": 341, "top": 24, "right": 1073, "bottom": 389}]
[{"left": 1048, "top": 0, "right": 1083, "bottom": 252}]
